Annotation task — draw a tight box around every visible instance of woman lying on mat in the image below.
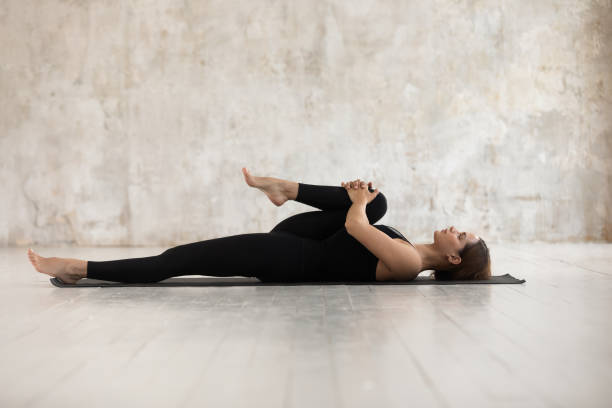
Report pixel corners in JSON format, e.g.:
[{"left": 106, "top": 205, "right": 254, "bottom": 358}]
[{"left": 27, "top": 167, "right": 491, "bottom": 284}]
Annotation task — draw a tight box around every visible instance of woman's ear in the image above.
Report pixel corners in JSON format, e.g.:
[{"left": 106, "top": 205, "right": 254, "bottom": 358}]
[{"left": 447, "top": 254, "right": 462, "bottom": 265}]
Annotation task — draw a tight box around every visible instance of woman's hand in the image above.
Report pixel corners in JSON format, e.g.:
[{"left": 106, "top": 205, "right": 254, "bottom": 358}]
[{"left": 341, "top": 178, "right": 379, "bottom": 205}]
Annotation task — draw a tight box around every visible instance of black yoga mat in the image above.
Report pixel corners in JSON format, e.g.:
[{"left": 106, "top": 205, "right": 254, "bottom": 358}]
[{"left": 50, "top": 273, "right": 525, "bottom": 287}]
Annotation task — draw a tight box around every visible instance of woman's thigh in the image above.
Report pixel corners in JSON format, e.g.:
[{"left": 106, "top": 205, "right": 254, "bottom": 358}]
[
  {"left": 269, "top": 193, "right": 388, "bottom": 241},
  {"left": 162, "top": 232, "right": 324, "bottom": 282},
  {"left": 270, "top": 210, "right": 346, "bottom": 241},
  {"left": 87, "top": 232, "right": 324, "bottom": 283}
]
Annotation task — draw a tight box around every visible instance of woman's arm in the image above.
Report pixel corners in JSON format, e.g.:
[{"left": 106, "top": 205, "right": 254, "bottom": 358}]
[
  {"left": 345, "top": 202, "right": 369, "bottom": 227},
  {"left": 346, "top": 221, "right": 420, "bottom": 280}
]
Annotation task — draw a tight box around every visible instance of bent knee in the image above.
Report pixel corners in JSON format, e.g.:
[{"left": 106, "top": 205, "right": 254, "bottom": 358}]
[{"left": 367, "top": 192, "right": 387, "bottom": 222}]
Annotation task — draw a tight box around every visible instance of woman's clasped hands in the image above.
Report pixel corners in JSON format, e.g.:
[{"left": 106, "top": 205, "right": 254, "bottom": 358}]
[{"left": 341, "top": 178, "right": 379, "bottom": 205}]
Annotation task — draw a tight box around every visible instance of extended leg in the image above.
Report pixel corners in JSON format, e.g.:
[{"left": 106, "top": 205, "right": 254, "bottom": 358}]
[
  {"left": 86, "top": 232, "right": 311, "bottom": 283},
  {"left": 270, "top": 183, "right": 387, "bottom": 240}
]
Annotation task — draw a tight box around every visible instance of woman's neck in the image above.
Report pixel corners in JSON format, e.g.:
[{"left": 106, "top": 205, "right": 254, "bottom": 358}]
[{"left": 413, "top": 243, "right": 448, "bottom": 273}]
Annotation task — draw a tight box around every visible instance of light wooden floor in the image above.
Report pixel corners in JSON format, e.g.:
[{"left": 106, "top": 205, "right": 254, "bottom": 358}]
[{"left": 1, "top": 244, "right": 611, "bottom": 408}]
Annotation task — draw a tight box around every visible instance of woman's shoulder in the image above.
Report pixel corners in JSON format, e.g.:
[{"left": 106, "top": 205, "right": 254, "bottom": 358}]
[
  {"left": 374, "top": 224, "right": 415, "bottom": 247},
  {"left": 381, "top": 238, "right": 421, "bottom": 281}
]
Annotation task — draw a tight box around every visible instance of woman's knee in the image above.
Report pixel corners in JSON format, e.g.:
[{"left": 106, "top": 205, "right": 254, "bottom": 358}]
[
  {"left": 160, "top": 243, "right": 189, "bottom": 256},
  {"left": 366, "top": 192, "right": 387, "bottom": 223},
  {"left": 156, "top": 247, "right": 182, "bottom": 269}
]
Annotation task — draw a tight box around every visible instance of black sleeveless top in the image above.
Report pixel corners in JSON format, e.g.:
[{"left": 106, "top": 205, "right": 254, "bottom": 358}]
[
  {"left": 373, "top": 225, "right": 415, "bottom": 248},
  {"left": 319, "top": 224, "right": 414, "bottom": 282}
]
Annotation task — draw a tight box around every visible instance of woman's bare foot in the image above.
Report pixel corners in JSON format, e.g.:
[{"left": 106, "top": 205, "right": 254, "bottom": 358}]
[
  {"left": 27, "top": 248, "right": 87, "bottom": 284},
  {"left": 241, "top": 167, "right": 292, "bottom": 206}
]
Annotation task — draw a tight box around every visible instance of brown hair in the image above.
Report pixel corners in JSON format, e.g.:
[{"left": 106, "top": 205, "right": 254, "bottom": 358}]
[{"left": 429, "top": 238, "right": 491, "bottom": 280}]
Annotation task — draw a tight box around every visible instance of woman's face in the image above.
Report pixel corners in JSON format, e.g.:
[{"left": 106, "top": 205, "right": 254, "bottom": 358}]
[{"left": 434, "top": 226, "right": 480, "bottom": 255}]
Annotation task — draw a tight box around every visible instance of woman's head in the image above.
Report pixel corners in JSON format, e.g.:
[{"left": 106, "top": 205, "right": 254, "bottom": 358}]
[{"left": 429, "top": 226, "right": 491, "bottom": 280}]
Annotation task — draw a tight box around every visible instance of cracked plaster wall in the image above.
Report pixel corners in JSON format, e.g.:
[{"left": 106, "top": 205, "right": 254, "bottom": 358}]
[{"left": 1, "top": 0, "right": 611, "bottom": 247}]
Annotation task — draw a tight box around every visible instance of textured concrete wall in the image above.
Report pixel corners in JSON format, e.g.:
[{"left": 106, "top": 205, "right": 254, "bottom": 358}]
[{"left": 1, "top": 0, "right": 610, "bottom": 247}]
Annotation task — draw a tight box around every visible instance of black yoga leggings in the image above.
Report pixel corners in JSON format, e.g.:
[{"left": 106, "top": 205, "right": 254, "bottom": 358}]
[{"left": 86, "top": 182, "right": 388, "bottom": 283}]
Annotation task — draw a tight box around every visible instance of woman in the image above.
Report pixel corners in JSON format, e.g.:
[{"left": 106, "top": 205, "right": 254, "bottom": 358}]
[{"left": 27, "top": 167, "right": 491, "bottom": 284}]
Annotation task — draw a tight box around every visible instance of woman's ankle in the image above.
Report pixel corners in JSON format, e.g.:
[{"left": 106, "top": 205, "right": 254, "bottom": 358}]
[
  {"left": 70, "top": 259, "right": 88, "bottom": 278},
  {"left": 284, "top": 180, "right": 299, "bottom": 200}
]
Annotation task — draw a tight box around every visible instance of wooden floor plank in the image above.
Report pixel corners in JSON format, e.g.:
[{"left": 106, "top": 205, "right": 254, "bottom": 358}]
[{"left": 2, "top": 244, "right": 611, "bottom": 408}]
